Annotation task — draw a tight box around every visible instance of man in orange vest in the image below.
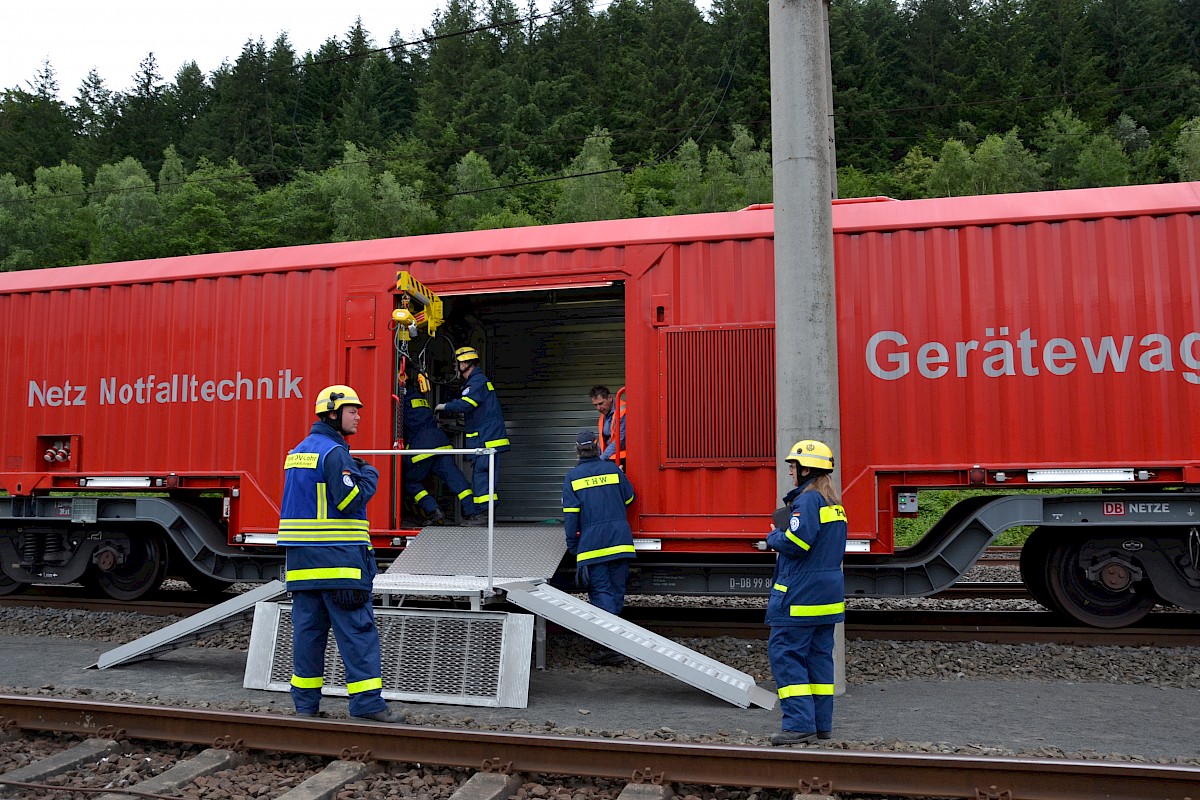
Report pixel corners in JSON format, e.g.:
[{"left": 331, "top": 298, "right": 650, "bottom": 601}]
[{"left": 590, "top": 385, "right": 626, "bottom": 467}]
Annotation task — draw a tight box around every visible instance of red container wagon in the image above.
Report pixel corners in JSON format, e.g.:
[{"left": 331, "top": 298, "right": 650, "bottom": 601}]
[{"left": 2, "top": 182, "right": 1198, "bottom": 627}]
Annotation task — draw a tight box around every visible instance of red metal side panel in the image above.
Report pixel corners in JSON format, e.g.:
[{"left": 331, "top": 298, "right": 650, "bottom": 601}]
[
  {"left": 836, "top": 209, "right": 1200, "bottom": 534},
  {"left": 631, "top": 235, "right": 779, "bottom": 542},
  {"left": 4, "top": 263, "right": 397, "bottom": 534}
]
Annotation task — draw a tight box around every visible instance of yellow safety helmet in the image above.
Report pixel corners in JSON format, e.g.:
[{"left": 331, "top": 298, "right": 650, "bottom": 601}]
[
  {"left": 314, "top": 384, "right": 362, "bottom": 415},
  {"left": 455, "top": 346, "right": 480, "bottom": 362},
  {"left": 785, "top": 439, "right": 835, "bottom": 470}
]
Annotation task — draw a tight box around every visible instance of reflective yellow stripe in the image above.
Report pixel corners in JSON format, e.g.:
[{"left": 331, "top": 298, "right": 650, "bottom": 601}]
[
  {"left": 286, "top": 567, "right": 363, "bottom": 581},
  {"left": 571, "top": 473, "right": 620, "bottom": 491},
  {"left": 486, "top": 382, "right": 494, "bottom": 390},
  {"left": 484, "top": 438, "right": 510, "bottom": 448},
  {"left": 820, "top": 505, "right": 847, "bottom": 524},
  {"left": 457, "top": 489, "right": 473, "bottom": 500},
  {"left": 773, "top": 583, "right": 788, "bottom": 592},
  {"left": 336, "top": 484, "right": 360, "bottom": 511},
  {"left": 413, "top": 490, "right": 429, "bottom": 503},
  {"left": 563, "top": 507, "right": 580, "bottom": 513},
  {"left": 285, "top": 453, "right": 319, "bottom": 469},
  {"left": 474, "top": 494, "right": 497, "bottom": 504},
  {"left": 465, "top": 431, "right": 479, "bottom": 438},
  {"left": 785, "top": 530, "right": 811, "bottom": 550},
  {"left": 411, "top": 398, "right": 430, "bottom": 408},
  {"left": 624, "top": 496, "right": 634, "bottom": 505},
  {"left": 346, "top": 677, "right": 382, "bottom": 694},
  {"left": 779, "top": 682, "right": 835, "bottom": 698},
  {"left": 577, "top": 544, "right": 636, "bottom": 563},
  {"left": 788, "top": 602, "right": 846, "bottom": 617},
  {"left": 413, "top": 444, "right": 452, "bottom": 463},
  {"left": 279, "top": 532, "right": 371, "bottom": 544},
  {"left": 279, "top": 519, "right": 370, "bottom": 530},
  {"left": 316, "top": 483, "right": 327, "bottom": 519},
  {"left": 291, "top": 675, "right": 323, "bottom": 689},
  {"left": 463, "top": 396, "right": 479, "bottom": 408}
]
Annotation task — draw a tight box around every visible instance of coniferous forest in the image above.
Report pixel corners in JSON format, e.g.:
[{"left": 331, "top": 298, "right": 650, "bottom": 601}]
[{"left": 2, "top": 0, "right": 1200, "bottom": 270}]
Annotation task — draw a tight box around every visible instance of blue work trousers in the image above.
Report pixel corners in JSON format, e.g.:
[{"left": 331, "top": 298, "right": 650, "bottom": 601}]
[
  {"left": 768, "top": 624, "right": 836, "bottom": 734},
  {"left": 584, "top": 559, "right": 630, "bottom": 615},
  {"left": 290, "top": 589, "right": 387, "bottom": 717},
  {"left": 403, "top": 454, "right": 474, "bottom": 517},
  {"left": 469, "top": 452, "right": 502, "bottom": 513}
]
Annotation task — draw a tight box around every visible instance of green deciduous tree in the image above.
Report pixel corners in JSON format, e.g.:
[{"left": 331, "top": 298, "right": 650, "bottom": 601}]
[
  {"left": 552, "top": 128, "right": 634, "bottom": 222},
  {"left": 1170, "top": 117, "right": 1200, "bottom": 180}
]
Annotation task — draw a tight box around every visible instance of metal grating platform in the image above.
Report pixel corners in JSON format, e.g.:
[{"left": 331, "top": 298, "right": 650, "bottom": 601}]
[
  {"left": 499, "top": 581, "right": 777, "bottom": 709},
  {"left": 374, "top": 525, "right": 567, "bottom": 596},
  {"left": 244, "top": 602, "right": 533, "bottom": 708}
]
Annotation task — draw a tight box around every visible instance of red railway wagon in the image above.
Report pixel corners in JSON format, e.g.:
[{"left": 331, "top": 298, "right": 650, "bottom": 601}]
[{"left": 2, "top": 182, "right": 1199, "bottom": 627}]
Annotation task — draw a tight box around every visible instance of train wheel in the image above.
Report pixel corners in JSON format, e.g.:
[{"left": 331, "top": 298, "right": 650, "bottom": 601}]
[
  {"left": 95, "top": 532, "right": 168, "bottom": 601},
  {"left": 1018, "top": 528, "right": 1063, "bottom": 614},
  {"left": 1045, "top": 537, "right": 1156, "bottom": 628},
  {"left": 0, "top": 571, "right": 27, "bottom": 596}
]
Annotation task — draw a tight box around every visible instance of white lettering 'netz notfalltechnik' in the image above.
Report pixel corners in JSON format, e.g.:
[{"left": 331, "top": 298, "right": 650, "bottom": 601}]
[{"left": 27, "top": 370, "right": 303, "bottom": 407}]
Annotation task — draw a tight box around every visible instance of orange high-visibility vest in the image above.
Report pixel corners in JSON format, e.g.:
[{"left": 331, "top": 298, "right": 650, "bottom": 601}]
[{"left": 597, "top": 394, "right": 627, "bottom": 465}]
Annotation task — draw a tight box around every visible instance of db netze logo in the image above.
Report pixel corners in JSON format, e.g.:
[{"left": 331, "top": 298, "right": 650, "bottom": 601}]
[{"left": 1103, "top": 502, "right": 1125, "bottom": 516}]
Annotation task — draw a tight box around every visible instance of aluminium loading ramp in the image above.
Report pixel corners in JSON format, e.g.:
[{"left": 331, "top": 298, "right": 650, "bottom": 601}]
[
  {"left": 498, "top": 580, "right": 778, "bottom": 710},
  {"left": 93, "top": 580, "right": 287, "bottom": 670}
]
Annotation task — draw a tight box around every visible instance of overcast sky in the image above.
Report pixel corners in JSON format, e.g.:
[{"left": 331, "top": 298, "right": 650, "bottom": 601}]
[{"left": 2, "top": 0, "right": 555, "bottom": 101}]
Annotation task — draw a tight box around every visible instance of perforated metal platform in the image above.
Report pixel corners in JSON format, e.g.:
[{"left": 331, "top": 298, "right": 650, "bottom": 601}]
[
  {"left": 374, "top": 525, "right": 568, "bottom": 597},
  {"left": 244, "top": 601, "right": 533, "bottom": 708}
]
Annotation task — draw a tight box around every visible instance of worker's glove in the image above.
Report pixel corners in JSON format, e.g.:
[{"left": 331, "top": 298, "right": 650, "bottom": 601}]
[
  {"left": 574, "top": 565, "right": 590, "bottom": 589},
  {"left": 434, "top": 403, "right": 447, "bottom": 413},
  {"left": 352, "top": 457, "right": 368, "bottom": 467},
  {"left": 331, "top": 589, "right": 371, "bottom": 611}
]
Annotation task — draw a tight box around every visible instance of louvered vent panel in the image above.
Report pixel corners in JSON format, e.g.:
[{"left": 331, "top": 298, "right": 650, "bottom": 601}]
[{"left": 663, "top": 326, "right": 775, "bottom": 464}]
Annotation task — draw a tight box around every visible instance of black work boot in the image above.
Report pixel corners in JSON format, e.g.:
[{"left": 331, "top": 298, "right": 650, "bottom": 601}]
[
  {"left": 353, "top": 706, "right": 406, "bottom": 724},
  {"left": 770, "top": 730, "right": 817, "bottom": 746},
  {"left": 462, "top": 514, "right": 488, "bottom": 527},
  {"left": 424, "top": 507, "right": 446, "bottom": 525}
]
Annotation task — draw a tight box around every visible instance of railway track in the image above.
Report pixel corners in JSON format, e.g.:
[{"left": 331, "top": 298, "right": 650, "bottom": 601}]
[
  {"left": 1, "top": 695, "right": 1196, "bottom": 800},
  {"left": 3, "top": 585, "right": 1196, "bottom": 647}
]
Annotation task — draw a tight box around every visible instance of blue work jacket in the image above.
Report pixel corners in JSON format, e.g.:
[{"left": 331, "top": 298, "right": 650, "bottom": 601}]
[
  {"left": 401, "top": 387, "right": 452, "bottom": 462},
  {"left": 278, "top": 421, "right": 378, "bottom": 592},
  {"left": 765, "top": 480, "right": 847, "bottom": 627},
  {"left": 562, "top": 456, "right": 636, "bottom": 565},
  {"left": 444, "top": 368, "right": 510, "bottom": 452}
]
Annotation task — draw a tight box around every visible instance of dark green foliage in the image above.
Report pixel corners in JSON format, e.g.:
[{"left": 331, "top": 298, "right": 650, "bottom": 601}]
[{"left": 2, "top": 0, "right": 1200, "bottom": 265}]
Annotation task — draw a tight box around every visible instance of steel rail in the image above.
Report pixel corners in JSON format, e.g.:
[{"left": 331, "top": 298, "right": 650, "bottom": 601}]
[{"left": 1, "top": 696, "right": 1196, "bottom": 800}]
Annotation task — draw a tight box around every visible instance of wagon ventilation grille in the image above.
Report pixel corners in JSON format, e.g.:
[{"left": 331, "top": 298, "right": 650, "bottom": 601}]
[{"left": 662, "top": 325, "right": 775, "bottom": 463}]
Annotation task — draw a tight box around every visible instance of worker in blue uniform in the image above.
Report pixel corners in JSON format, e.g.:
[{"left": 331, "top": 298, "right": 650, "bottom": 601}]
[
  {"left": 766, "top": 439, "right": 846, "bottom": 746},
  {"left": 435, "top": 346, "right": 510, "bottom": 525},
  {"left": 278, "top": 384, "right": 405, "bottom": 723},
  {"left": 562, "top": 429, "right": 636, "bottom": 665},
  {"left": 398, "top": 369, "right": 474, "bottom": 525}
]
